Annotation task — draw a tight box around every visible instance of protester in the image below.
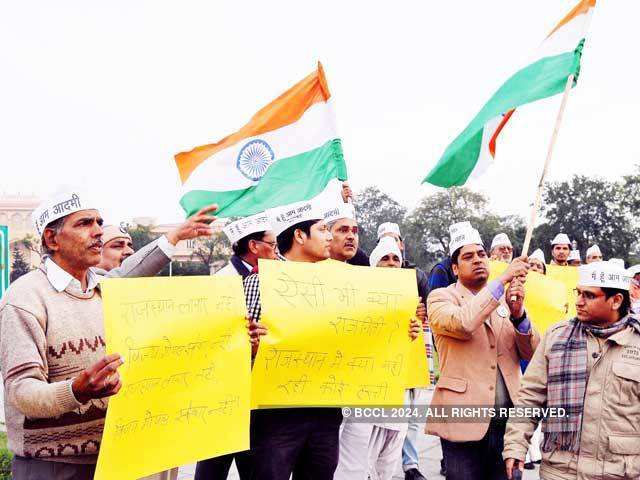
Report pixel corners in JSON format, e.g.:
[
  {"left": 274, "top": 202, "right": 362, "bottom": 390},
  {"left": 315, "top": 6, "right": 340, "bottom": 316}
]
[
  {"left": 528, "top": 249, "right": 546, "bottom": 275},
  {"left": 334, "top": 235, "right": 422, "bottom": 480},
  {"left": 504, "top": 262, "right": 637, "bottom": 480},
  {"left": 550, "top": 233, "right": 572, "bottom": 266},
  {"left": 426, "top": 221, "right": 540, "bottom": 480},
  {"left": 325, "top": 202, "right": 359, "bottom": 262},
  {"left": 567, "top": 249, "right": 582, "bottom": 266},
  {"left": 0, "top": 191, "right": 217, "bottom": 480},
  {"left": 376, "top": 222, "right": 433, "bottom": 480},
  {"left": 194, "top": 212, "right": 277, "bottom": 480},
  {"left": 628, "top": 264, "right": 640, "bottom": 315},
  {"left": 490, "top": 233, "right": 514, "bottom": 262},
  {"left": 215, "top": 212, "right": 278, "bottom": 277},
  {"left": 377, "top": 222, "right": 429, "bottom": 301},
  {"left": 94, "top": 225, "right": 134, "bottom": 272},
  {"left": 585, "top": 244, "right": 603, "bottom": 264},
  {"left": 242, "top": 198, "right": 341, "bottom": 480}
]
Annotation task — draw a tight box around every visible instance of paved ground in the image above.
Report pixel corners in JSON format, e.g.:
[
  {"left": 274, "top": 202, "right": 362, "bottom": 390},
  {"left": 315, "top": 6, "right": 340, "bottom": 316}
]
[{"left": 177, "top": 388, "right": 540, "bottom": 479}]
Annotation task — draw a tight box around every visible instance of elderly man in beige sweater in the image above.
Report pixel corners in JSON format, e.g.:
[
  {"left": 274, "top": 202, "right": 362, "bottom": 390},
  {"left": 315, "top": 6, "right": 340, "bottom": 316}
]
[{"left": 0, "top": 190, "right": 217, "bottom": 480}]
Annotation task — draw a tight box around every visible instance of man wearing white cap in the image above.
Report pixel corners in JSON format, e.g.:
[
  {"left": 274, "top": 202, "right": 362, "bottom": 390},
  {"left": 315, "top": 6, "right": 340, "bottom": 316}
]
[
  {"left": 376, "top": 222, "right": 429, "bottom": 323},
  {"left": 567, "top": 249, "right": 582, "bottom": 267},
  {"left": 0, "top": 191, "right": 217, "bottom": 479},
  {"left": 376, "top": 223, "right": 433, "bottom": 480},
  {"left": 426, "top": 221, "right": 539, "bottom": 480},
  {"left": 334, "top": 236, "right": 422, "bottom": 480},
  {"left": 243, "top": 197, "right": 341, "bottom": 480},
  {"left": 504, "top": 262, "right": 638, "bottom": 480},
  {"left": 585, "top": 245, "right": 603, "bottom": 264},
  {"left": 550, "top": 233, "right": 572, "bottom": 266},
  {"left": 528, "top": 249, "right": 547, "bottom": 275},
  {"left": 94, "top": 225, "right": 134, "bottom": 273},
  {"left": 325, "top": 202, "right": 359, "bottom": 263},
  {"left": 215, "top": 212, "right": 278, "bottom": 278},
  {"left": 490, "top": 233, "right": 514, "bottom": 263}
]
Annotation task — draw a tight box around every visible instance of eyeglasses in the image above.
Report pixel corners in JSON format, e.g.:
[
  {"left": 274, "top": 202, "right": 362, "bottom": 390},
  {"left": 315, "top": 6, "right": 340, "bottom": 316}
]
[
  {"left": 254, "top": 239, "right": 278, "bottom": 249},
  {"left": 573, "top": 289, "right": 605, "bottom": 301}
]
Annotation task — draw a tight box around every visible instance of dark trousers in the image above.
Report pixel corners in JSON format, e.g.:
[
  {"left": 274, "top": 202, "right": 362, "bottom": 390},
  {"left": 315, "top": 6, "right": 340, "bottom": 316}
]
[
  {"left": 250, "top": 408, "right": 342, "bottom": 480},
  {"left": 11, "top": 456, "right": 96, "bottom": 480},
  {"left": 440, "top": 418, "right": 508, "bottom": 480},
  {"left": 194, "top": 450, "right": 252, "bottom": 480}
]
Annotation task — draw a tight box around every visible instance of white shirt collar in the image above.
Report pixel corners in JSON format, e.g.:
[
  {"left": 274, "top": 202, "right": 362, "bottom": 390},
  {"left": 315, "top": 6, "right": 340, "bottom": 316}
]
[{"left": 44, "top": 257, "right": 99, "bottom": 293}]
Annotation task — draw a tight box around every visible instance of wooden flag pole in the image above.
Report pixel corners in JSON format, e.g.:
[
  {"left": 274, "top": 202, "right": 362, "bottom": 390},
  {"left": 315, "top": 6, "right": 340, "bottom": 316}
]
[
  {"left": 510, "top": 74, "right": 574, "bottom": 303},
  {"left": 521, "top": 74, "right": 575, "bottom": 257}
]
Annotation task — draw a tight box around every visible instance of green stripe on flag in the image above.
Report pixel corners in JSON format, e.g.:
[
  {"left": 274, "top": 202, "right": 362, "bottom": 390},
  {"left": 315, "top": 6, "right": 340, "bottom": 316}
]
[
  {"left": 424, "top": 41, "right": 584, "bottom": 187},
  {"left": 180, "top": 139, "right": 348, "bottom": 217}
]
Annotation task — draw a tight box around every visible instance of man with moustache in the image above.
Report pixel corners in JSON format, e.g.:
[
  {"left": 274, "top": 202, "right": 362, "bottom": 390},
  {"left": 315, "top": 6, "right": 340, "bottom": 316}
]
[
  {"left": 94, "top": 225, "right": 134, "bottom": 273},
  {"left": 0, "top": 190, "right": 217, "bottom": 479},
  {"left": 504, "top": 262, "right": 638, "bottom": 480},
  {"left": 490, "top": 233, "right": 514, "bottom": 263},
  {"left": 426, "top": 221, "right": 540, "bottom": 480},
  {"left": 550, "top": 234, "right": 572, "bottom": 266}
]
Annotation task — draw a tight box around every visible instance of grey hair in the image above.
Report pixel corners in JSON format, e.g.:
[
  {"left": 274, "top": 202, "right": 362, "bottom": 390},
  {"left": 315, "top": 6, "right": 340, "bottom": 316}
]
[{"left": 41, "top": 216, "right": 67, "bottom": 256}]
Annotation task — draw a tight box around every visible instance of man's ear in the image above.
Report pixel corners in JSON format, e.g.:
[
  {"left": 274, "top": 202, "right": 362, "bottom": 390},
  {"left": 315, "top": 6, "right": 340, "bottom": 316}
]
[
  {"left": 451, "top": 262, "right": 459, "bottom": 277},
  {"left": 294, "top": 228, "right": 306, "bottom": 245},
  {"left": 248, "top": 239, "right": 260, "bottom": 255},
  {"left": 42, "top": 229, "right": 60, "bottom": 253},
  {"left": 610, "top": 292, "right": 624, "bottom": 311}
]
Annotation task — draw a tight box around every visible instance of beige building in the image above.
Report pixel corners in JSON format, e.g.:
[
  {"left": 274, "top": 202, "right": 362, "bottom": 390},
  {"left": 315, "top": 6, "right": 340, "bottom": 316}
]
[
  {"left": 0, "top": 195, "right": 40, "bottom": 241},
  {"left": 0, "top": 195, "right": 41, "bottom": 269}
]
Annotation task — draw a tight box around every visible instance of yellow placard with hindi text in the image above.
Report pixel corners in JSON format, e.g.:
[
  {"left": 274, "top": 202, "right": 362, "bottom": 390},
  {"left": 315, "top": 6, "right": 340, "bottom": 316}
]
[
  {"left": 489, "top": 261, "right": 574, "bottom": 333},
  {"left": 251, "top": 259, "right": 419, "bottom": 408},
  {"left": 95, "top": 276, "right": 251, "bottom": 480}
]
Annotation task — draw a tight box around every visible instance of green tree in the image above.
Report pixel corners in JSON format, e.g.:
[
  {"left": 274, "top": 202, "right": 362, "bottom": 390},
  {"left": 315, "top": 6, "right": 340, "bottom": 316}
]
[
  {"left": 404, "top": 187, "right": 497, "bottom": 268},
  {"left": 540, "top": 175, "right": 639, "bottom": 262},
  {"left": 354, "top": 187, "right": 407, "bottom": 256},
  {"left": 10, "top": 245, "right": 31, "bottom": 281}
]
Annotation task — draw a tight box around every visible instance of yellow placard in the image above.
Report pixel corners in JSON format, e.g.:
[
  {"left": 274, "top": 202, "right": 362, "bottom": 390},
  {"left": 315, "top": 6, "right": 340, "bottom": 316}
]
[
  {"left": 251, "top": 259, "right": 419, "bottom": 407},
  {"left": 489, "top": 261, "right": 574, "bottom": 333},
  {"left": 96, "top": 276, "right": 251, "bottom": 480},
  {"left": 406, "top": 332, "right": 430, "bottom": 389},
  {"left": 546, "top": 264, "right": 579, "bottom": 319}
]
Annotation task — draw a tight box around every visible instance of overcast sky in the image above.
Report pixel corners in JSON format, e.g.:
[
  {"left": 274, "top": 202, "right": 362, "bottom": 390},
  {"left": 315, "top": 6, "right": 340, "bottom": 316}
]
[{"left": 1, "top": 1, "right": 636, "bottom": 226}]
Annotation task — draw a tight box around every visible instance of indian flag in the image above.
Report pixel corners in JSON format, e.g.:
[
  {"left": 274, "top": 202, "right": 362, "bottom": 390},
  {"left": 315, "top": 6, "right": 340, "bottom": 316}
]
[
  {"left": 175, "top": 63, "right": 347, "bottom": 217},
  {"left": 424, "top": 0, "right": 595, "bottom": 187}
]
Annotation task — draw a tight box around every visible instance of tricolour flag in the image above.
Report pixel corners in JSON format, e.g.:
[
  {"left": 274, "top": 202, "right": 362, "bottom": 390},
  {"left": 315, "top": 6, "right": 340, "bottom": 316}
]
[
  {"left": 423, "top": 0, "right": 595, "bottom": 187},
  {"left": 175, "top": 63, "right": 347, "bottom": 217}
]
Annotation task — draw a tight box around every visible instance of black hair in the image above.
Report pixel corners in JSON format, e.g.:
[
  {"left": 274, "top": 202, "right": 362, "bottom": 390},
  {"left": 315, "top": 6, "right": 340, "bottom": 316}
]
[
  {"left": 451, "top": 247, "right": 462, "bottom": 265},
  {"left": 232, "top": 231, "right": 266, "bottom": 257},
  {"left": 602, "top": 287, "right": 631, "bottom": 317},
  {"left": 277, "top": 220, "right": 319, "bottom": 255}
]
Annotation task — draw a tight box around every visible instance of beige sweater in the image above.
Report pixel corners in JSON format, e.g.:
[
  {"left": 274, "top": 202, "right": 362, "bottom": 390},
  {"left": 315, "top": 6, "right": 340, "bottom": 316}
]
[
  {"left": 0, "top": 239, "right": 171, "bottom": 463},
  {"left": 0, "top": 269, "right": 105, "bottom": 463}
]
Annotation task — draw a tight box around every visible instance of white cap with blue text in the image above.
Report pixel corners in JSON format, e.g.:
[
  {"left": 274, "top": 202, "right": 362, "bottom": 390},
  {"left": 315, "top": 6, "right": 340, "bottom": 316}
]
[
  {"left": 223, "top": 212, "right": 272, "bottom": 244},
  {"left": 578, "top": 262, "right": 631, "bottom": 291},
  {"left": 323, "top": 202, "right": 357, "bottom": 224},
  {"left": 32, "top": 190, "right": 97, "bottom": 237},
  {"left": 449, "top": 221, "right": 483, "bottom": 256}
]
